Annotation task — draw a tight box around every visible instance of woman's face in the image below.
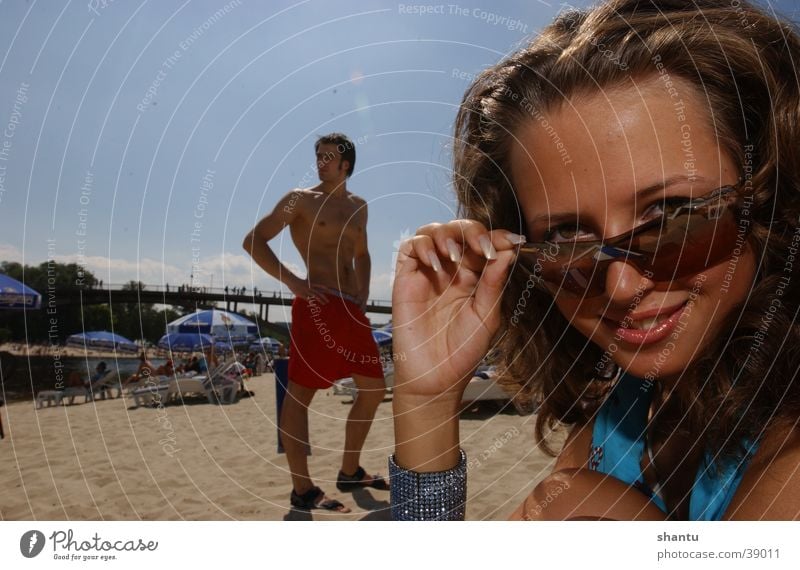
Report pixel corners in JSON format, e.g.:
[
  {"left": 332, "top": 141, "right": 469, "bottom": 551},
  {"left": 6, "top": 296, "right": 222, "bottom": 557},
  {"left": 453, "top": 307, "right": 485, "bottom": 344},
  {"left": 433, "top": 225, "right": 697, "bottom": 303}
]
[{"left": 510, "top": 76, "right": 756, "bottom": 384}]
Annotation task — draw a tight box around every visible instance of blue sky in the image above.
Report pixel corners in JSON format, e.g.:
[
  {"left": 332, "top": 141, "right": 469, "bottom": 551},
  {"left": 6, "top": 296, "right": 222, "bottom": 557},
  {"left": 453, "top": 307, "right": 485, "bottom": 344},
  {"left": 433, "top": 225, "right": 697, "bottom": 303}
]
[{"left": 1, "top": 0, "right": 798, "bottom": 324}]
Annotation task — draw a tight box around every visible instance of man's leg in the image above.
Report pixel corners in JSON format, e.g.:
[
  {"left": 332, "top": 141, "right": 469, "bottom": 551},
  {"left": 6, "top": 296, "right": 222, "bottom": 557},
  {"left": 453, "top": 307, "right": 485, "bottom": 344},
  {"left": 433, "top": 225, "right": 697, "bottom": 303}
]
[
  {"left": 341, "top": 374, "right": 386, "bottom": 476},
  {"left": 280, "top": 380, "right": 317, "bottom": 494}
]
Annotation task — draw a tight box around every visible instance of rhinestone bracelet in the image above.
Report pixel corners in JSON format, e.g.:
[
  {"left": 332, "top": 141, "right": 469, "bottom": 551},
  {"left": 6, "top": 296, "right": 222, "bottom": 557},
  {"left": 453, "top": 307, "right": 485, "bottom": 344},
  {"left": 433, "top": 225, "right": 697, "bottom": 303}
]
[{"left": 388, "top": 449, "right": 467, "bottom": 521}]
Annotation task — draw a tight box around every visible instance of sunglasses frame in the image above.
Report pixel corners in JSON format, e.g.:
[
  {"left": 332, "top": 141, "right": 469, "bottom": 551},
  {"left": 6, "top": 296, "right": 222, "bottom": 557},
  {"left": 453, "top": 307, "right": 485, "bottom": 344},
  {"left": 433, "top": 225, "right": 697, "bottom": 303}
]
[{"left": 515, "top": 182, "right": 745, "bottom": 296}]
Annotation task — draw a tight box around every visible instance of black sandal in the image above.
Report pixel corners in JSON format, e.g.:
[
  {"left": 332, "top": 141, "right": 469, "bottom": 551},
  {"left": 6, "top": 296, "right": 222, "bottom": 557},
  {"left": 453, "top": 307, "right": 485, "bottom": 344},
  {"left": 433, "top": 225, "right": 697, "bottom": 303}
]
[
  {"left": 290, "top": 486, "right": 349, "bottom": 512},
  {"left": 336, "top": 466, "right": 390, "bottom": 492}
]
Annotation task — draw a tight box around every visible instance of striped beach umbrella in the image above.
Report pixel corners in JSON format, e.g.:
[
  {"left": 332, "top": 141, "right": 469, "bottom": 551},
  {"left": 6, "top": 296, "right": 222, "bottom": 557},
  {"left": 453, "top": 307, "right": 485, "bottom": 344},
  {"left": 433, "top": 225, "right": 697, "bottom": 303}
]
[{"left": 0, "top": 273, "right": 42, "bottom": 310}]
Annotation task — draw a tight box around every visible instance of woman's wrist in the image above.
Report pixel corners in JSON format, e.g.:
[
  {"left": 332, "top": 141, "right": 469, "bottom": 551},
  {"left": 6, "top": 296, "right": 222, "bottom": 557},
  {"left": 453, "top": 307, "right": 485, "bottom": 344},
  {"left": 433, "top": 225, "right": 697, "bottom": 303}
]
[{"left": 393, "top": 394, "right": 462, "bottom": 472}]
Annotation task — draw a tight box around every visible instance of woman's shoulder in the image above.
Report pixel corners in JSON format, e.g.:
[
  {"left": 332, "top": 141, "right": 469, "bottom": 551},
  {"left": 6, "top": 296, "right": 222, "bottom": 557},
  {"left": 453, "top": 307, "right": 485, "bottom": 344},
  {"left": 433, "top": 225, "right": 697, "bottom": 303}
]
[{"left": 724, "top": 426, "right": 800, "bottom": 520}]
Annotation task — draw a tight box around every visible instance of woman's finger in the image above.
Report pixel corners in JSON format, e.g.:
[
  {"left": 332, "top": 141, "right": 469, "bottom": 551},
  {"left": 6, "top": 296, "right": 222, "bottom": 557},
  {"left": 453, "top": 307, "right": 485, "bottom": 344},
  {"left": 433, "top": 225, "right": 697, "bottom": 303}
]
[
  {"left": 419, "top": 220, "right": 526, "bottom": 262},
  {"left": 472, "top": 249, "right": 515, "bottom": 329},
  {"left": 408, "top": 235, "right": 444, "bottom": 272}
]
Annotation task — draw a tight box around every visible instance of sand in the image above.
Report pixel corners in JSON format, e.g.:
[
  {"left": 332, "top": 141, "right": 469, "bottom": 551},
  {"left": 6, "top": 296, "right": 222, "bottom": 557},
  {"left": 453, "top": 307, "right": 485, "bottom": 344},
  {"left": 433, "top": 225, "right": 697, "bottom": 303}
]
[{"left": 0, "top": 372, "right": 561, "bottom": 521}]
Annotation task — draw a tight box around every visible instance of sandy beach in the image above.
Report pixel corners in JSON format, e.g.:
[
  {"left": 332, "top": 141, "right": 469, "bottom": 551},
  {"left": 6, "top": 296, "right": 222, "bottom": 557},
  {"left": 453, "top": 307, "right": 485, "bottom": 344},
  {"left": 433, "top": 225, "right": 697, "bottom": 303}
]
[{"left": 0, "top": 371, "right": 561, "bottom": 521}]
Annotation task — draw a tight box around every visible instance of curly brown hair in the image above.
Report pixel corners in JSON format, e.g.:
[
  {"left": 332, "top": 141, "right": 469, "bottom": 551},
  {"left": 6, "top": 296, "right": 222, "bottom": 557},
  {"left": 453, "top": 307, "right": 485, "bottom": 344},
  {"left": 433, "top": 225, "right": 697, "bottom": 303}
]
[{"left": 453, "top": 0, "right": 800, "bottom": 463}]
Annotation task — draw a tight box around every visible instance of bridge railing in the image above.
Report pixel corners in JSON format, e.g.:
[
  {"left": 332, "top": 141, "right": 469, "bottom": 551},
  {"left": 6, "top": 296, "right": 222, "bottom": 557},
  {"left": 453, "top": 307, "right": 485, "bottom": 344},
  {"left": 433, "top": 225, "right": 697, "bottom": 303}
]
[{"left": 80, "top": 283, "right": 392, "bottom": 306}]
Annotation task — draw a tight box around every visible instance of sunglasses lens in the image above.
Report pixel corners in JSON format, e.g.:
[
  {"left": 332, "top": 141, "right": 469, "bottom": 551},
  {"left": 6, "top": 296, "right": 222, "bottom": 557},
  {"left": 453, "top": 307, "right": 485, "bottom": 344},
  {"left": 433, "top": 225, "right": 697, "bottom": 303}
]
[
  {"left": 640, "top": 209, "right": 739, "bottom": 281},
  {"left": 520, "top": 197, "right": 741, "bottom": 295}
]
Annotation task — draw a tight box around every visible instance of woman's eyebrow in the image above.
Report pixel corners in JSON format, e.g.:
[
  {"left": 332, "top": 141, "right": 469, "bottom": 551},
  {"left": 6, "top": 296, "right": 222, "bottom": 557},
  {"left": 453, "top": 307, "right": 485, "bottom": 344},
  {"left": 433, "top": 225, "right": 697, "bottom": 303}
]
[
  {"left": 635, "top": 175, "right": 705, "bottom": 200},
  {"left": 528, "top": 175, "right": 707, "bottom": 227}
]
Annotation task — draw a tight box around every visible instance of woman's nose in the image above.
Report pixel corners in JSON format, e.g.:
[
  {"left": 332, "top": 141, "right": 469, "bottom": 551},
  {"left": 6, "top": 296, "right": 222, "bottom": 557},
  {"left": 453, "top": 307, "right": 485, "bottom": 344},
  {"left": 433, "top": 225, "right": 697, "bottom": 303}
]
[{"left": 603, "top": 260, "right": 655, "bottom": 305}]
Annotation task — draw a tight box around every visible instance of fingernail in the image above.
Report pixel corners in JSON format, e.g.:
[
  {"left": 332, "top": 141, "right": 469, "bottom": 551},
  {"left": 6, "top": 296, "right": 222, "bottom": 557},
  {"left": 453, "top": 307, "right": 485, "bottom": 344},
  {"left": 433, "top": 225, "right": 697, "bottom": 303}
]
[
  {"left": 478, "top": 235, "right": 497, "bottom": 260},
  {"left": 427, "top": 251, "right": 442, "bottom": 272},
  {"left": 446, "top": 238, "right": 462, "bottom": 263},
  {"left": 505, "top": 232, "right": 527, "bottom": 245}
]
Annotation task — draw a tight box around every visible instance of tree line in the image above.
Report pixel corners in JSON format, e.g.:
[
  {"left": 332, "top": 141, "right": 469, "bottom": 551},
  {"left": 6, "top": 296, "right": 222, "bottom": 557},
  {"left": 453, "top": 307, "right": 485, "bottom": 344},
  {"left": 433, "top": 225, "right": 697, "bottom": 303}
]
[{"left": 1, "top": 261, "right": 182, "bottom": 345}]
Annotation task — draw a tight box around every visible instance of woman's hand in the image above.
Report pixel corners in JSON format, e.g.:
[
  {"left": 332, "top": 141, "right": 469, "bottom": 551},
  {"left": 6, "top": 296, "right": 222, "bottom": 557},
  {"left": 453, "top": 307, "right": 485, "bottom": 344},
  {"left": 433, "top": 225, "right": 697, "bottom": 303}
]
[
  {"left": 391, "top": 220, "right": 523, "bottom": 472},
  {"left": 392, "top": 220, "right": 524, "bottom": 403}
]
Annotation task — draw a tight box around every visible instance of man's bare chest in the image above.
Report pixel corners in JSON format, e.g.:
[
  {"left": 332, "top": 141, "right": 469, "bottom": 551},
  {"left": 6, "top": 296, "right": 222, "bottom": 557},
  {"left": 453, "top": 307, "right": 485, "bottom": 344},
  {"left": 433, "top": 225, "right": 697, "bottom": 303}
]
[{"left": 303, "top": 199, "right": 363, "bottom": 238}]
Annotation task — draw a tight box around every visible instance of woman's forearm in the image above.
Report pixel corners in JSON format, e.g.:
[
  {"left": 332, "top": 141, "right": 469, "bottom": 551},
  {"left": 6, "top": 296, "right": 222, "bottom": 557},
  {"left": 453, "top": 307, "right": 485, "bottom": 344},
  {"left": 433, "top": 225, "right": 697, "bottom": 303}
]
[{"left": 392, "top": 395, "right": 462, "bottom": 472}]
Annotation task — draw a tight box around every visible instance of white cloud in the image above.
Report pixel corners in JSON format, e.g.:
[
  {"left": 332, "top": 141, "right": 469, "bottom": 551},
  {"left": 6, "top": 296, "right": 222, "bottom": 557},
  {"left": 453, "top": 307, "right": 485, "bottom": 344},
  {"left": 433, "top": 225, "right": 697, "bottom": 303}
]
[
  {"left": 0, "top": 240, "right": 395, "bottom": 305},
  {"left": 0, "top": 243, "right": 23, "bottom": 263}
]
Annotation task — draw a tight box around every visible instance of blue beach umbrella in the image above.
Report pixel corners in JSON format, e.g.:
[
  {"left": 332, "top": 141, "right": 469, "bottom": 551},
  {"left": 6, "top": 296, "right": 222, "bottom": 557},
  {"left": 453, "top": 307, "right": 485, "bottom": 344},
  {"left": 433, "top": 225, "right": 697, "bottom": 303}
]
[
  {"left": 372, "top": 326, "right": 393, "bottom": 347},
  {"left": 214, "top": 340, "right": 234, "bottom": 354},
  {"left": 248, "top": 336, "right": 282, "bottom": 354},
  {"left": 157, "top": 332, "right": 215, "bottom": 353},
  {"left": 66, "top": 331, "right": 139, "bottom": 352},
  {"left": 0, "top": 273, "right": 42, "bottom": 309},
  {"left": 166, "top": 309, "right": 258, "bottom": 343}
]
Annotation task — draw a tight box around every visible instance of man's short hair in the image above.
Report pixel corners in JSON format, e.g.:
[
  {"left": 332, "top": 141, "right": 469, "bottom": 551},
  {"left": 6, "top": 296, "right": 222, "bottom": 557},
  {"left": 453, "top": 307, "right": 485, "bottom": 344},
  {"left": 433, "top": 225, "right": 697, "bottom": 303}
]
[{"left": 315, "top": 133, "right": 356, "bottom": 178}]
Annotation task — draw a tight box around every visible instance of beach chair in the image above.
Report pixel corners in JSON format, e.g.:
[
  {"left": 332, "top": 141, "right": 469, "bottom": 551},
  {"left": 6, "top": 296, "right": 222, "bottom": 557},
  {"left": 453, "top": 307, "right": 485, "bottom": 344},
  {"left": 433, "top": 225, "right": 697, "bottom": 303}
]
[
  {"left": 461, "top": 367, "right": 510, "bottom": 404},
  {"left": 124, "top": 373, "right": 168, "bottom": 396},
  {"left": 60, "top": 386, "right": 93, "bottom": 405},
  {"left": 195, "top": 361, "right": 248, "bottom": 404},
  {"left": 165, "top": 377, "right": 217, "bottom": 405},
  {"left": 332, "top": 364, "right": 395, "bottom": 399},
  {"left": 130, "top": 377, "right": 172, "bottom": 408},
  {"left": 35, "top": 390, "right": 64, "bottom": 408},
  {"left": 86, "top": 368, "right": 121, "bottom": 401}
]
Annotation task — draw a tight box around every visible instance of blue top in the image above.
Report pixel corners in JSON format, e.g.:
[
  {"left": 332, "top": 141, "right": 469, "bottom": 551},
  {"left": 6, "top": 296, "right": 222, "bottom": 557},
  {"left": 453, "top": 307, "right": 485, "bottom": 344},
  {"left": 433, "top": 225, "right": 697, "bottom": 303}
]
[{"left": 589, "top": 373, "right": 758, "bottom": 520}]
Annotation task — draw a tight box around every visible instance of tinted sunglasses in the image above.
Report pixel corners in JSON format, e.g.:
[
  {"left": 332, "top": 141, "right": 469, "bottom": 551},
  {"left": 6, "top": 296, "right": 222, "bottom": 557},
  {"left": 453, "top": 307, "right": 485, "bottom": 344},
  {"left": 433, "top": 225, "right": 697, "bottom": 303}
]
[{"left": 516, "top": 183, "right": 747, "bottom": 296}]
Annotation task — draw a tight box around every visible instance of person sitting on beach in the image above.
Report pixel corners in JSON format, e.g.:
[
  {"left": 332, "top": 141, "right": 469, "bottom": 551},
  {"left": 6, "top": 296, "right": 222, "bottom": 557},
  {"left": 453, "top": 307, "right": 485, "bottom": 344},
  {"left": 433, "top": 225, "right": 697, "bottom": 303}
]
[
  {"left": 244, "top": 132, "right": 389, "bottom": 514},
  {"left": 65, "top": 371, "right": 84, "bottom": 389},
  {"left": 156, "top": 359, "right": 174, "bottom": 377},
  {"left": 390, "top": 0, "right": 800, "bottom": 521},
  {"left": 87, "top": 361, "right": 116, "bottom": 398},
  {"left": 180, "top": 356, "right": 199, "bottom": 374},
  {"left": 89, "top": 361, "right": 108, "bottom": 384},
  {"left": 242, "top": 352, "right": 257, "bottom": 376},
  {"left": 196, "top": 349, "right": 217, "bottom": 374},
  {"left": 124, "top": 352, "right": 157, "bottom": 387}
]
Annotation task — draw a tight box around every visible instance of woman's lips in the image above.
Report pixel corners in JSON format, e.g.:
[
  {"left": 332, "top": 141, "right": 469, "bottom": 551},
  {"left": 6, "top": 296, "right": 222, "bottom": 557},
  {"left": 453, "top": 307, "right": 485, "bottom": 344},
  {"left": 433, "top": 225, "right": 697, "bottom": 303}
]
[{"left": 604, "top": 302, "right": 688, "bottom": 346}]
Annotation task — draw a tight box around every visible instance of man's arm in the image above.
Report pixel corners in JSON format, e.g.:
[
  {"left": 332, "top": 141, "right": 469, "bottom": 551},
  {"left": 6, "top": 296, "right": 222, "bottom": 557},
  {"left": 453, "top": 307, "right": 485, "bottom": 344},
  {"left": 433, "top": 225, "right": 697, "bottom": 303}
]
[
  {"left": 243, "top": 190, "right": 305, "bottom": 292},
  {"left": 353, "top": 201, "right": 370, "bottom": 308}
]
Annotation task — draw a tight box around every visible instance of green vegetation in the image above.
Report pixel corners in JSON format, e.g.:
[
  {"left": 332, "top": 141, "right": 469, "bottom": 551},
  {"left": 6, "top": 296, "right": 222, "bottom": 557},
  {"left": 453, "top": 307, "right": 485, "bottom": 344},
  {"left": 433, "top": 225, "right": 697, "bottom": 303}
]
[{"left": 1, "top": 261, "right": 180, "bottom": 345}]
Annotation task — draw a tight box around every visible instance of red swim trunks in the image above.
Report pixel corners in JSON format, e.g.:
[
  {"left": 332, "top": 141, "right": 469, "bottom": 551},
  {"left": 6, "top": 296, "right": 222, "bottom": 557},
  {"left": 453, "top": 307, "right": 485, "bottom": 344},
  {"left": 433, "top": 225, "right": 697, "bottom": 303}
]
[{"left": 288, "top": 293, "right": 384, "bottom": 389}]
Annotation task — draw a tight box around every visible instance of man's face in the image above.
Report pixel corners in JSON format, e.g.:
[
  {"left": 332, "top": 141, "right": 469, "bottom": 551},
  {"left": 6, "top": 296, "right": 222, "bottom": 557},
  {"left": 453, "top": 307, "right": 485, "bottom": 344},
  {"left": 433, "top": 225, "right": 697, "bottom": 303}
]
[{"left": 316, "top": 143, "right": 347, "bottom": 182}]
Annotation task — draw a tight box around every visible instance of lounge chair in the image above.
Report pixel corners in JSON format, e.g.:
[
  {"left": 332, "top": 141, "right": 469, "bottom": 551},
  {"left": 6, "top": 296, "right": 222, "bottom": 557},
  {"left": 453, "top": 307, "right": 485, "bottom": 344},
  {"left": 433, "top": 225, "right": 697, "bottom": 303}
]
[
  {"left": 166, "top": 378, "right": 240, "bottom": 404},
  {"left": 35, "top": 390, "right": 64, "bottom": 408},
  {"left": 461, "top": 367, "right": 510, "bottom": 403},
  {"left": 61, "top": 386, "right": 93, "bottom": 405},
  {"left": 461, "top": 366, "right": 536, "bottom": 414},
  {"left": 195, "top": 361, "right": 245, "bottom": 404},
  {"left": 130, "top": 376, "right": 172, "bottom": 408},
  {"left": 86, "top": 368, "right": 121, "bottom": 401},
  {"left": 333, "top": 364, "right": 395, "bottom": 399},
  {"left": 165, "top": 377, "right": 218, "bottom": 405},
  {"left": 124, "top": 372, "right": 170, "bottom": 396}
]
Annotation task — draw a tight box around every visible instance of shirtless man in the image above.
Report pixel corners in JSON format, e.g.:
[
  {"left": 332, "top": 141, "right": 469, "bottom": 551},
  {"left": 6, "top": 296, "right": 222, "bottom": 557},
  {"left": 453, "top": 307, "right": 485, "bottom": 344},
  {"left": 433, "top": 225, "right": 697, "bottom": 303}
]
[{"left": 243, "top": 133, "right": 388, "bottom": 513}]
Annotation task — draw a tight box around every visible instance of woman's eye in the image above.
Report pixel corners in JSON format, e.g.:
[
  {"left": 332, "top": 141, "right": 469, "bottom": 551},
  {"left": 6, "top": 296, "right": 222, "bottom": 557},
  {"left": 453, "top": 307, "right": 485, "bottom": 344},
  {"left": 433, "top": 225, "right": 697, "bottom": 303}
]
[
  {"left": 544, "top": 224, "right": 594, "bottom": 243},
  {"left": 643, "top": 197, "right": 691, "bottom": 221}
]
